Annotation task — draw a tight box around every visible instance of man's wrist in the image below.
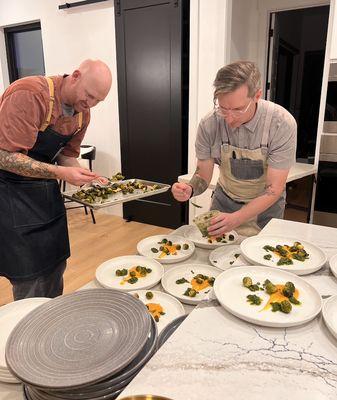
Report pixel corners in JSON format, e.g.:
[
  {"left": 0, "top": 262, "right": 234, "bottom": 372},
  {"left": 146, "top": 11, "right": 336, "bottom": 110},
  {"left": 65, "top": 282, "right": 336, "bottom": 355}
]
[{"left": 188, "top": 175, "right": 208, "bottom": 196}]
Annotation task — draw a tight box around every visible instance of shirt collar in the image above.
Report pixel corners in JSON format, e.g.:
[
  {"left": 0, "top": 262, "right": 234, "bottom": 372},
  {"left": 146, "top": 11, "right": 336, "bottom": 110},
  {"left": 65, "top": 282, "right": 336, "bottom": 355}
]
[{"left": 241, "top": 100, "right": 263, "bottom": 132}]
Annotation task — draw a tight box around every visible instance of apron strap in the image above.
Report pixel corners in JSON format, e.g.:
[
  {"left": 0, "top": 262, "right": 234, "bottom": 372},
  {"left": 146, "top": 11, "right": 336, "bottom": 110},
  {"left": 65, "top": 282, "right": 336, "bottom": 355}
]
[
  {"left": 261, "top": 102, "right": 274, "bottom": 155},
  {"left": 39, "top": 77, "right": 83, "bottom": 136},
  {"left": 39, "top": 77, "right": 55, "bottom": 132},
  {"left": 73, "top": 112, "right": 83, "bottom": 136}
]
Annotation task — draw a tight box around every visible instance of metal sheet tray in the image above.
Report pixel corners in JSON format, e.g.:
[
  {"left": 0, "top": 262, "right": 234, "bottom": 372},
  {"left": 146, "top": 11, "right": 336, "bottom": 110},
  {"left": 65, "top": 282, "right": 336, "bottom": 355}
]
[{"left": 62, "top": 179, "right": 171, "bottom": 210}]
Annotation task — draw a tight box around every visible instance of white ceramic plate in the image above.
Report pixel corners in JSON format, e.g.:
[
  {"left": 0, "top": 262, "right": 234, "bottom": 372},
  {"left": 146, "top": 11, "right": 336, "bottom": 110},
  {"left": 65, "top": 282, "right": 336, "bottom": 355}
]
[
  {"left": 329, "top": 253, "right": 337, "bottom": 279},
  {"left": 137, "top": 235, "right": 195, "bottom": 264},
  {"left": 209, "top": 245, "right": 249, "bottom": 270},
  {"left": 0, "top": 297, "right": 50, "bottom": 383},
  {"left": 214, "top": 266, "right": 322, "bottom": 328},
  {"left": 322, "top": 295, "right": 337, "bottom": 340},
  {"left": 129, "top": 290, "right": 185, "bottom": 333},
  {"left": 240, "top": 235, "right": 327, "bottom": 275},
  {"left": 183, "top": 225, "right": 239, "bottom": 249},
  {"left": 161, "top": 264, "right": 221, "bottom": 305},
  {"left": 95, "top": 255, "right": 164, "bottom": 290}
]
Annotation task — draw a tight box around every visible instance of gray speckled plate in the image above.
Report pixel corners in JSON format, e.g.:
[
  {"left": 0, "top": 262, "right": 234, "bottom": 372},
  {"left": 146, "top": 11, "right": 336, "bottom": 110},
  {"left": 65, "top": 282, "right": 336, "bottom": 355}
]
[
  {"left": 48, "top": 317, "right": 158, "bottom": 399},
  {"left": 6, "top": 289, "right": 151, "bottom": 389}
]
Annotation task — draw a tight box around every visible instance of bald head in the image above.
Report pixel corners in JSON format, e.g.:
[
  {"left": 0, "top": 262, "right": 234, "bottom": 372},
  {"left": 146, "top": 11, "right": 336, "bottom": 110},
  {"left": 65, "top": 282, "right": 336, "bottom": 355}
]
[
  {"left": 64, "top": 59, "right": 112, "bottom": 112},
  {"left": 78, "top": 59, "right": 112, "bottom": 99}
]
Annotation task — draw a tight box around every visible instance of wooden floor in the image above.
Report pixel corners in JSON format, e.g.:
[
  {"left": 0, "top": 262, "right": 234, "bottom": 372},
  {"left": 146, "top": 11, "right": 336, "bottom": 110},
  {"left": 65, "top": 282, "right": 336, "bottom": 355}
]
[{"left": 0, "top": 210, "right": 172, "bottom": 306}]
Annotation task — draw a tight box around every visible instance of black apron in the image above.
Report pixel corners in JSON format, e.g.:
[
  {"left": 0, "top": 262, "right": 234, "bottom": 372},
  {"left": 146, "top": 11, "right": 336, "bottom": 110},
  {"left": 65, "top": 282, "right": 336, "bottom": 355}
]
[{"left": 0, "top": 127, "right": 74, "bottom": 280}]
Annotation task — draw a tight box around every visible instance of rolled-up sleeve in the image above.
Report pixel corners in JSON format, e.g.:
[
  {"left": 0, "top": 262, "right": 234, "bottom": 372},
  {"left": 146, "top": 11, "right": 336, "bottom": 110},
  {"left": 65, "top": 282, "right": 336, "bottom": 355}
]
[{"left": 268, "top": 113, "right": 297, "bottom": 170}]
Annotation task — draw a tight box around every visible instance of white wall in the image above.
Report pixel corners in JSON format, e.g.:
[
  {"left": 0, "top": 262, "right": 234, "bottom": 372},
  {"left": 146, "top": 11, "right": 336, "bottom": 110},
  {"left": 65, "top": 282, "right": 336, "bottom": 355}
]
[
  {"left": 230, "top": 0, "right": 259, "bottom": 62},
  {"left": 0, "top": 0, "right": 122, "bottom": 215},
  {"left": 187, "top": 0, "right": 232, "bottom": 220}
]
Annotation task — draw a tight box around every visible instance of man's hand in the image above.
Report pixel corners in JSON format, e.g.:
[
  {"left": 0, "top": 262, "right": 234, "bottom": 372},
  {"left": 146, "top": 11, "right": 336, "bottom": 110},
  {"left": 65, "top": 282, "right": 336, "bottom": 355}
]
[
  {"left": 56, "top": 166, "right": 99, "bottom": 186},
  {"left": 171, "top": 182, "right": 193, "bottom": 202},
  {"left": 207, "top": 212, "right": 242, "bottom": 237}
]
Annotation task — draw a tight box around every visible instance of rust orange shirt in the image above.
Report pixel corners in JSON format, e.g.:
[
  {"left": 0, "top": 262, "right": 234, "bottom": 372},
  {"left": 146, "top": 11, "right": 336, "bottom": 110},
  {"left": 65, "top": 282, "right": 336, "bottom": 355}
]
[{"left": 0, "top": 75, "right": 90, "bottom": 158}]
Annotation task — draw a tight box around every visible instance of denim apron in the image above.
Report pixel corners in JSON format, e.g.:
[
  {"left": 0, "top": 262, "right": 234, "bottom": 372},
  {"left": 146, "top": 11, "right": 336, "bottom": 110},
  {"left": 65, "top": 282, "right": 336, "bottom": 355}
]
[
  {"left": 0, "top": 77, "right": 83, "bottom": 280},
  {"left": 211, "top": 102, "right": 285, "bottom": 236}
]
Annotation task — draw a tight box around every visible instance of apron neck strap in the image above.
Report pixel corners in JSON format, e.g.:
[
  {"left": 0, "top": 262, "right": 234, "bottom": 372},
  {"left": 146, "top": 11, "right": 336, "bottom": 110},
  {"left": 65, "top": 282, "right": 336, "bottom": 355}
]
[
  {"left": 39, "top": 77, "right": 55, "bottom": 132},
  {"left": 261, "top": 102, "right": 274, "bottom": 154}
]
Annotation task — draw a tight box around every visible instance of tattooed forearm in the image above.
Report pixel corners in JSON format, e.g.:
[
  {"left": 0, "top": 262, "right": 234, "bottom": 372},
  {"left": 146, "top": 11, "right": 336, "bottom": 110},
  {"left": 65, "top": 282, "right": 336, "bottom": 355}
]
[
  {"left": 264, "top": 183, "right": 277, "bottom": 197},
  {"left": 0, "top": 149, "right": 57, "bottom": 179},
  {"left": 189, "top": 166, "right": 208, "bottom": 196}
]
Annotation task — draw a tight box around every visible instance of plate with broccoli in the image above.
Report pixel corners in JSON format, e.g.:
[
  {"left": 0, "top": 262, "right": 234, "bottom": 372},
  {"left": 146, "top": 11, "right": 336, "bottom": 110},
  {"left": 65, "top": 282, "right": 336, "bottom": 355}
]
[
  {"left": 214, "top": 266, "right": 322, "bottom": 327},
  {"left": 161, "top": 264, "right": 221, "bottom": 305},
  {"left": 240, "top": 235, "right": 327, "bottom": 275},
  {"left": 137, "top": 235, "right": 195, "bottom": 264},
  {"left": 183, "top": 225, "right": 239, "bottom": 250},
  {"left": 130, "top": 290, "right": 185, "bottom": 333},
  {"left": 95, "top": 255, "right": 164, "bottom": 290}
]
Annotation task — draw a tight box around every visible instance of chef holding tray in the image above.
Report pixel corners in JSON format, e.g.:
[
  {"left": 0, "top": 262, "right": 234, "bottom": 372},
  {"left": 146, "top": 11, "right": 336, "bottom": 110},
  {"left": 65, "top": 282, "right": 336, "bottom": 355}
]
[
  {"left": 0, "top": 59, "right": 112, "bottom": 300},
  {"left": 172, "top": 61, "right": 297, "bottom": 237}
]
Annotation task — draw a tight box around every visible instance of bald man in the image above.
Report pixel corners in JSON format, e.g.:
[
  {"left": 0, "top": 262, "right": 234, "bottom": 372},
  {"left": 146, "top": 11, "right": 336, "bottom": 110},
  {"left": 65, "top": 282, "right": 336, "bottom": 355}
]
[{"left": 0, "top": 59, "right": 112, "bottom": 300}]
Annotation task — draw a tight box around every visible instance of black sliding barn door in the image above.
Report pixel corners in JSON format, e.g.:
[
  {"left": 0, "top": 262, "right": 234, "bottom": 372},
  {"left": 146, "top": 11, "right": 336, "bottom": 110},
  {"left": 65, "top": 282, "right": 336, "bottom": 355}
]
[{"left": 114, "top": 0, "right": 189, "bottom": 228}]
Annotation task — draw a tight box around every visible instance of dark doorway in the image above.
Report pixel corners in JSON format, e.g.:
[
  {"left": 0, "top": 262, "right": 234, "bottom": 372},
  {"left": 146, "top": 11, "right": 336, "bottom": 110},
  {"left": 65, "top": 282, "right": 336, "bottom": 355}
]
[
  {"left": 4, "top": 22, "right": 45, "bottom": 83},
  {"left": 114, "top": 0, "right": 189, "bottom": 228},
  {"left": 266, "top": 5, "right": 329, "bottom": 163}
]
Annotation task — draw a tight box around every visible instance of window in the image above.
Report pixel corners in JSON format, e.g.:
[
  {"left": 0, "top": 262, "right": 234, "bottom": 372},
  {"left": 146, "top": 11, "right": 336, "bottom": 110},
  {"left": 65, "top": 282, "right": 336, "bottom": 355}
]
[{"left": 4, "top": 22, "right": 45, "bottom": 83}]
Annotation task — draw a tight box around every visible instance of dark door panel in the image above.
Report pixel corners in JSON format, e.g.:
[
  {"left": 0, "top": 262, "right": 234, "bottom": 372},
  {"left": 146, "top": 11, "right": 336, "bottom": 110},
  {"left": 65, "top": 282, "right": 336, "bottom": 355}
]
[{"left": 115, "top": 0, "right": 189, "bottom": 228}]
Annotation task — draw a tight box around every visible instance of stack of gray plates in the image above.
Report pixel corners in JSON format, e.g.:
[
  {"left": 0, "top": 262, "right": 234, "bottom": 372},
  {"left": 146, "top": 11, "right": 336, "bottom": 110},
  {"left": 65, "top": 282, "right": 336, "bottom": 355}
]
[{"left": 5, "top": 289, "right": 157, "bottom": 400}]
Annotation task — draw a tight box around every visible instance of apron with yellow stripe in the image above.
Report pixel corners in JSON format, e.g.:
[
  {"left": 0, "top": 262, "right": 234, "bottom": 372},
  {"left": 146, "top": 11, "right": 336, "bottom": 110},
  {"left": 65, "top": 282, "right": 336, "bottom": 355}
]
[{"left": 0, "top": 77, "right": 83, "bottom": 279}]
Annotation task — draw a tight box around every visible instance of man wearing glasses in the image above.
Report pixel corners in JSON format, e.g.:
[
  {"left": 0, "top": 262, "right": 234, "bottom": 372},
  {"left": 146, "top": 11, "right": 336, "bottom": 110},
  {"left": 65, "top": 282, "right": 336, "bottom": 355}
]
[{"left": 172, "top": 61, "right": 297, "bottom": 236}]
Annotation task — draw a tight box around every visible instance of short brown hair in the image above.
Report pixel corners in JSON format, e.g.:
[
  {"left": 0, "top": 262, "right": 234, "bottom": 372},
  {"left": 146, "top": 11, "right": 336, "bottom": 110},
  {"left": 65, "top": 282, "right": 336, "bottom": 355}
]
[{"left": 213, "top": 61, "right": 261, "bottom": 99}]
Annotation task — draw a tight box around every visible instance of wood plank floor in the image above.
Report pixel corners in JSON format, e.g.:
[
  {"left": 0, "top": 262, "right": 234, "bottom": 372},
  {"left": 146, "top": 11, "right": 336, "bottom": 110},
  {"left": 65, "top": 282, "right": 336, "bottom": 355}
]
[{"left": 0, "top": 210, "right": 172, "bottom": 306}]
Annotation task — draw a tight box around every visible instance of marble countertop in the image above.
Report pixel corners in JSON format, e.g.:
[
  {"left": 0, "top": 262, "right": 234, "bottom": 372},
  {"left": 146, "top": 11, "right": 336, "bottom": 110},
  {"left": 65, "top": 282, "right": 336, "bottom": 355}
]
[
  {"left": 117, "top": 218, "right": 337, "bottom": 400},
  {"left": 178, "top": 162, "right": 317, "bottom": 190},
  {"left": 2, "top": 218, "right": 337, "bottom": 399}
]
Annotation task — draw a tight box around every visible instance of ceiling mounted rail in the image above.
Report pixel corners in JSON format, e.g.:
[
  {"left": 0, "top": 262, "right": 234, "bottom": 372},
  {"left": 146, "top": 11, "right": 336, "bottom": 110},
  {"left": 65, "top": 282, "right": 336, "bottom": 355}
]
[{"left": 59, "top": 0, "right": 109, "bottom": 10}]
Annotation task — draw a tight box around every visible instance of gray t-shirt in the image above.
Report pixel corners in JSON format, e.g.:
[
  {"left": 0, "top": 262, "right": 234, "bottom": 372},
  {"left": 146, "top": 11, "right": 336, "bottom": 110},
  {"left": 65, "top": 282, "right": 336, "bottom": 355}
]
[{"left": 195, "top": 99, "right": 297, "bottom": 169}]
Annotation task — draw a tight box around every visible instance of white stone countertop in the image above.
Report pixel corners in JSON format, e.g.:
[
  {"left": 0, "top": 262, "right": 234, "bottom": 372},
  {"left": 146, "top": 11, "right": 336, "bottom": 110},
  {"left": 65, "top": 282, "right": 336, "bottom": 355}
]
[
  {"left": 178, "top": 162, "right": 317, "bottom": 190},
  {"left": 117, "top": 218, "right": 337, "bottom": 400},
  {"left": 2, "top": 218, "right": 337, "bottom": 399}
]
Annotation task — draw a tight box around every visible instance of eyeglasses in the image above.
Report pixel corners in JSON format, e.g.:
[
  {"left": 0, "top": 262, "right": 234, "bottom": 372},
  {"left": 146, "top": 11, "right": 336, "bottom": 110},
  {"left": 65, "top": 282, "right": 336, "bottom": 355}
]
[{"left": 214, "top": 99, "right": 252, "bottom": 117}]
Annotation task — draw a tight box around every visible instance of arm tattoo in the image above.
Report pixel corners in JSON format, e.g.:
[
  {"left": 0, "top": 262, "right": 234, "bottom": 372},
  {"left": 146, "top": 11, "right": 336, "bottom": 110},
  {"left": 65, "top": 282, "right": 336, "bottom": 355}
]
[
  {"left": 0, "top": 149, "right": 57, "bottom": 179},
  {"left": 264, "top": 183, "right": 277, "bottom": 197},
  {"left": 189, "top": 166, "right": 208, "bottom": 196}
]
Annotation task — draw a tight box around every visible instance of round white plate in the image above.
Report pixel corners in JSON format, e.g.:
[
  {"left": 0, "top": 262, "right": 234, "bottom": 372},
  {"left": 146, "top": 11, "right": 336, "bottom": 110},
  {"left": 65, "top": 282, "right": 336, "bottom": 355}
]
[
  {"left": 184, "top": 225, "right": 239, "bottom": 249},
  {"left": 329, "top": 253, "right": 337, "bottom": 279},
  {"left": 95, "top": 255, "right": 164, "bottom": 291},
  {"left": 209, "top": 245, "right": 248, "bottom": 270},
  {"left": 322, "top": 295, "right": 337, "bottom": 340},
  {"left": 137, "top": 235, "right": 195, "bottom": 264},
  {"left": 0, "top": 297, "right": 50, "bottom": 383},
  {"left": 214, "top": 266, "right": 322, "bottom": 328},
  {"left": 129, "top": 290, "right": 185, "bottom": 334},
  {"left": 240, "top": 235, "right": 327, "bottom": 275},
  {"left": 161, "top": 264, "right": 221, "bottom": 305}
]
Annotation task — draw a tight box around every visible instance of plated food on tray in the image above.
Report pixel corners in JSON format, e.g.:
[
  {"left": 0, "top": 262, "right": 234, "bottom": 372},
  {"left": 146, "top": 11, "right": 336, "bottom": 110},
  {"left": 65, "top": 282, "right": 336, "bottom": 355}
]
[
  {"left": 209, "top": 245, "right": 249, "bottom": 270},
  {"left": 137, "top": 235, "right": 195, "bottom": 264},
  {"left": 213, "top": 266, "right": 322, "bottom": 327},
  {"left": 95, "top": 255, "right": 164, "bottom": 290},
  {"left": 130, "top": 290, "right": 185, "bottom": 333},
  {"left": 161, "top": 264, "right": 221, "bottom": 304},
  {"left": 240, "top": 235, "right": 327, "bottom": 275},
  {"left": 184, "top": 225, "right": 239, "bottom": 250},
  {"left": 63, "top": 178, "right": 170, "bottom": 209}
]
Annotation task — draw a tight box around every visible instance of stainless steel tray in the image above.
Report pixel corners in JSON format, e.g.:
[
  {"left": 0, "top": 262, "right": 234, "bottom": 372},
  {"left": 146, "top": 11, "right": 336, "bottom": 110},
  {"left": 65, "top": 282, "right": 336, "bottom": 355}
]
[{"left": 62, "top": 179, "right": 171, "bottom": 210}]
